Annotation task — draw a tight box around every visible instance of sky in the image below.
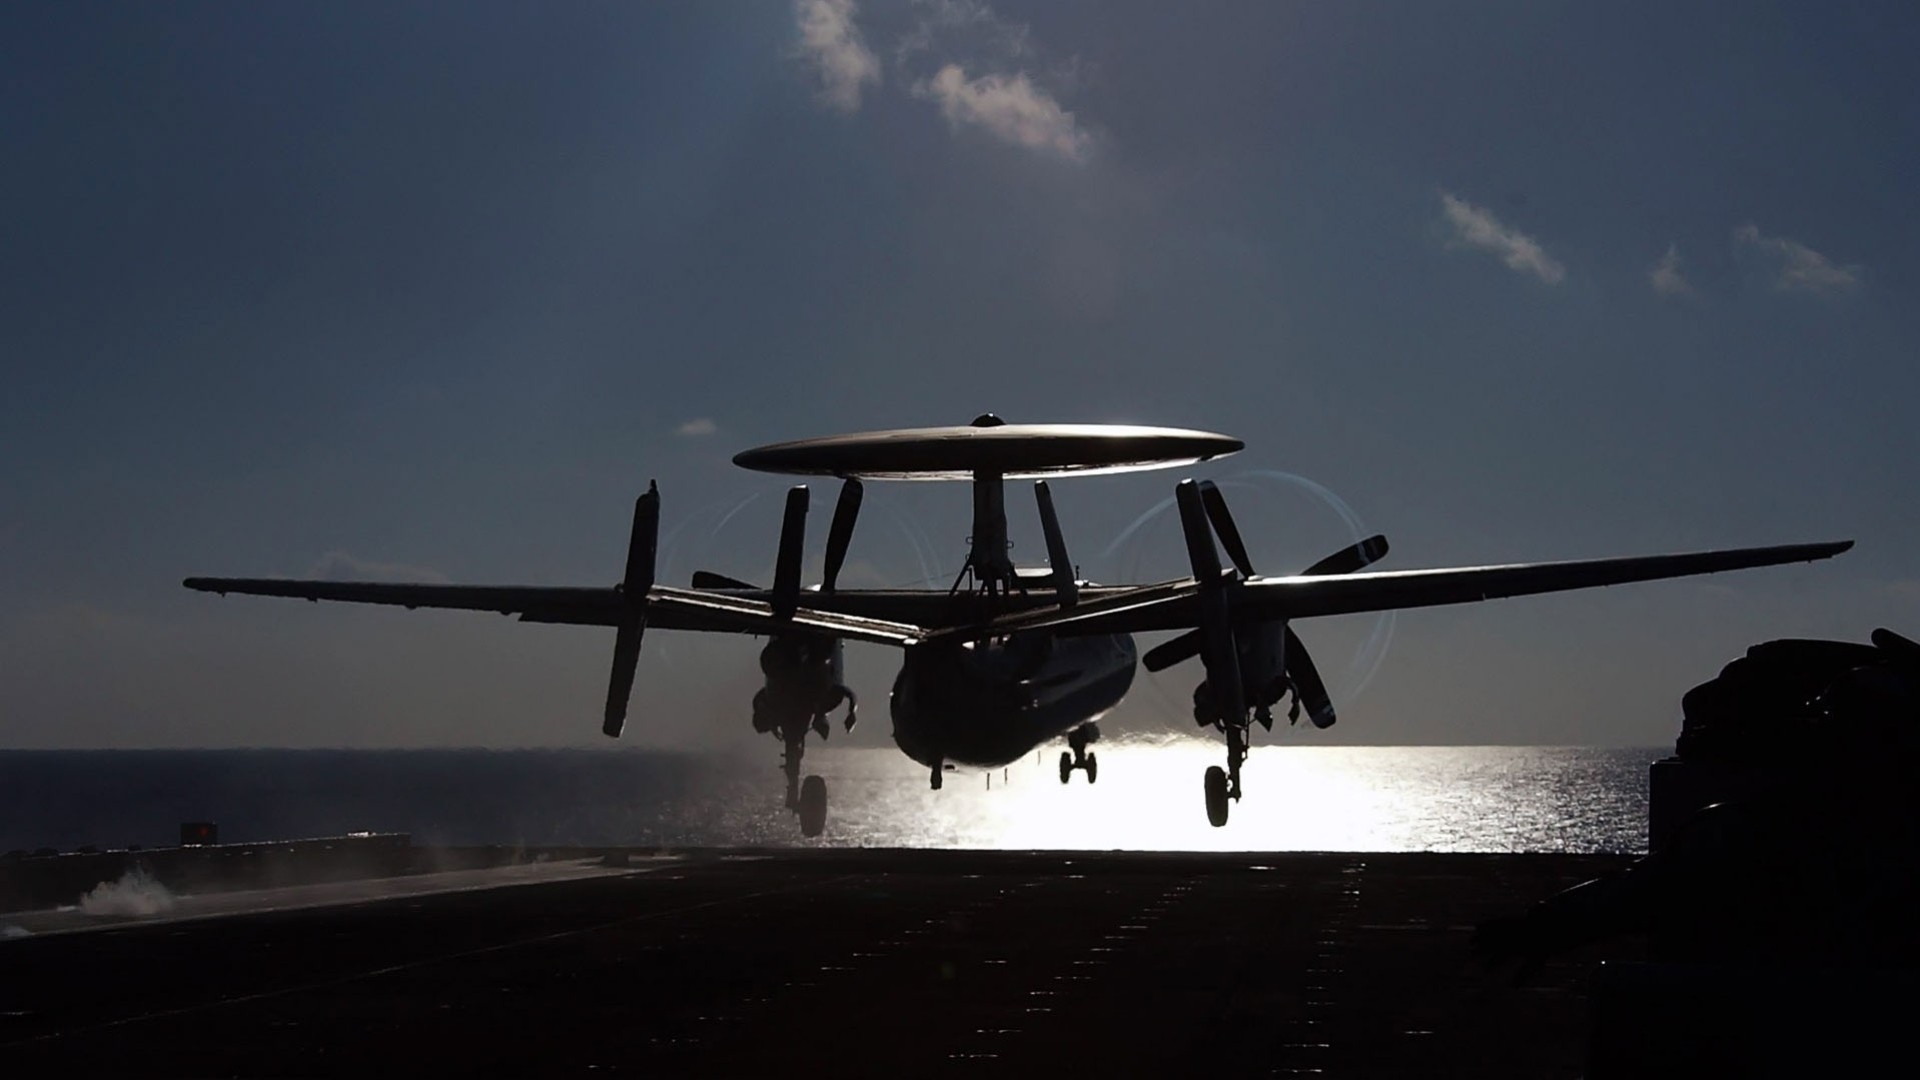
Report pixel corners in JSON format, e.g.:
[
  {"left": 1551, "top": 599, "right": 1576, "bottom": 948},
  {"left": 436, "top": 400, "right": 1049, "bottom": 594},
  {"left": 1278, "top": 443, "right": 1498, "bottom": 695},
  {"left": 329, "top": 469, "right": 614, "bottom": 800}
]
[{"left": 3, "top": 0, "right": 1916, "bottom": 749}]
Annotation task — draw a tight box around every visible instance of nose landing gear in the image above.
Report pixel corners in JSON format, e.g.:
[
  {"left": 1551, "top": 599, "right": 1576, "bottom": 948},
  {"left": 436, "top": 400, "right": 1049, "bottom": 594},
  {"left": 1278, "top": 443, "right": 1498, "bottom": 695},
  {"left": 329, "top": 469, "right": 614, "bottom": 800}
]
[{"left": 1058, "top": 723, "right": 1101, "bottom": 784}]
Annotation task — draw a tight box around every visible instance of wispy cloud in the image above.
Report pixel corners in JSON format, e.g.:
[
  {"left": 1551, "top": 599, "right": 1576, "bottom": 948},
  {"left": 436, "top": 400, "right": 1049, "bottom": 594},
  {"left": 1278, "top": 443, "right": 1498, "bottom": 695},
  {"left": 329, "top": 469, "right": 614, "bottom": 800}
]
[
  {"left": 914, "top": 64, "right": 1090, "bottom": 161},
  {"left": 1438, "top": 193, "right": 1565, "bottom": 284},
  {"left": 1733, "top": 223, "right": 1861, "bottom": 294},
  {"left": 1649, "top": 243, "right": 1691, "bottom": 296},
  {"left": 895, "top": 0, "right": 1033, "bottom": 65},
  {"left": 793, "top": 0, "right": 881, "bottom": 112},
  {"left": 675, "top": 417, "right": 718, "bottom": 437},
  {"left": 308, "top": 551, "right": 449, "bottom": 584},
  {"left": 795, "top": 0, "right": 1091, "bottom": 162}
]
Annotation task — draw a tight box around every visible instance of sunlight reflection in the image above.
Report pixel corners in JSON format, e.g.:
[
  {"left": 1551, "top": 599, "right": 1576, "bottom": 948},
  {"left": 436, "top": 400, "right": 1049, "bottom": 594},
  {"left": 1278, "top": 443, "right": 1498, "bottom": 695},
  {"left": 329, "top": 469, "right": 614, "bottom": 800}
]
[{"left": 807, "top": 738, "right": 1648, "bottom": 853}]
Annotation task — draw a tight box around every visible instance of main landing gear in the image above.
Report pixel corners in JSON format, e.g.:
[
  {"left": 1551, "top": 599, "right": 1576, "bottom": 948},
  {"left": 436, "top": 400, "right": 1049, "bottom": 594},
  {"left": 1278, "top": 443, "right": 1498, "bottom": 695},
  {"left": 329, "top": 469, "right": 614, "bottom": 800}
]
[
  {"left": 757, "top": 685, "right": 856, "bottom": 838},
  {"left": 1058, "top": 723, "right": 1100, "bottom": 784},
  {"left": 1199, "top": 720, "right": 1250, "bottom": 827},
  {"left": 1195, "top": 684, "right": 1254, "bottom": 827}
]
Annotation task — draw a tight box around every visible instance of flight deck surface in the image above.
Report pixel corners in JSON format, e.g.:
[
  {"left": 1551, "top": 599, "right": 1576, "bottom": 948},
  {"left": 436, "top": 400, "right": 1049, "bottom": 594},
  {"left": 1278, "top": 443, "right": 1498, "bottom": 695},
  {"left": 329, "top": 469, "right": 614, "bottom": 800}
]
[{"left": 0, "top": 849, "right": 1631, "bottom": 1077}]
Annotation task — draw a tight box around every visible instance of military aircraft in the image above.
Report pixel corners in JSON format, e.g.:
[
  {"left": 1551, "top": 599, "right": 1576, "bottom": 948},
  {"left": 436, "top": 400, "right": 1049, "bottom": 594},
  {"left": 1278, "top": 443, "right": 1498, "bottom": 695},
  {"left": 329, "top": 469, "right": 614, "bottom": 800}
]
[{"left": 185, "top": 416, "right": 1851, "bottom": 834}]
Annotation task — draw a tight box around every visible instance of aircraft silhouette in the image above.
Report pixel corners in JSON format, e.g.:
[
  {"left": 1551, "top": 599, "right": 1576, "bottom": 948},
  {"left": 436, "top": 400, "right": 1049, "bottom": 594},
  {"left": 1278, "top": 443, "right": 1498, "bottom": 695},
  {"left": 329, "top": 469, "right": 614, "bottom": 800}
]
[{"left": 186, "top": 416, "right": 1851, "bottom": 834}]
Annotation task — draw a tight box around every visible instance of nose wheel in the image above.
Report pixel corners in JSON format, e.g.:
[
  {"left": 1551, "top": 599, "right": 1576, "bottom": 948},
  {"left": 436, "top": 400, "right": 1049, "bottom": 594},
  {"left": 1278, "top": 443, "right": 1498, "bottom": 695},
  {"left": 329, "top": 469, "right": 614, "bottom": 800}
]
[{"left": 1058, "top": 723, "right": 1101, "bottom": 784}]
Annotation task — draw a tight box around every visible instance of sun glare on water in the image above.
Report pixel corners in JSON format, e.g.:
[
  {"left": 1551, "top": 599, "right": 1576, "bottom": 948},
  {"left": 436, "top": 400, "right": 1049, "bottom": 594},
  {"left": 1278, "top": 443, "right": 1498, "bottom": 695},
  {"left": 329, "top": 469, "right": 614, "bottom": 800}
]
[{"left": 802, "top": 739, "right": 1647, "bottom": 853}]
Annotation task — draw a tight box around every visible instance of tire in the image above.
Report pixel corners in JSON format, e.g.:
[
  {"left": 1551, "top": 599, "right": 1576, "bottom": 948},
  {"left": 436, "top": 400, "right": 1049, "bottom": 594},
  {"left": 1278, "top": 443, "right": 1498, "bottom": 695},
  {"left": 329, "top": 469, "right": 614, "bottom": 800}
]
[
  {"left": 1059, "top": 751, "right": 1074, "bottom": 784},
  {"left": 1084, "top": 752, "right": 1098, "bottom": 784},
  {"left": 798, "top": 775, "right": 828, "bottom": 837},
  {"left": 1204, "top": 766, "right": 1230, "bottom": 827}
]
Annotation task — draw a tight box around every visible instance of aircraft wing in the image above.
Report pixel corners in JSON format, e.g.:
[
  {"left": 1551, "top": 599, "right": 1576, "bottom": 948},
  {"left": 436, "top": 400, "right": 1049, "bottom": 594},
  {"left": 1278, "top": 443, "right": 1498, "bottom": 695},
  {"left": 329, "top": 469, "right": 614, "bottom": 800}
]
[
  {"left": 180, "top": 578, "right": 927, "bottom": 646},
  {"left": 923, "top": 540, "right": 1854, "bottom": 641}
]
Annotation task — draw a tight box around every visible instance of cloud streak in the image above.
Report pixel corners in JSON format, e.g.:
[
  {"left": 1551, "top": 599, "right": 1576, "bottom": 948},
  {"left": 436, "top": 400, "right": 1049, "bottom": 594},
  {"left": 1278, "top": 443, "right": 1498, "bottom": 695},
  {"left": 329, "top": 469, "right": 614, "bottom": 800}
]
[
  {"left": 1649, "top": 243, "right": 1691, "bottom": 296},
  {"left": 793, "top": 0, "right": 881, "bottom": 112},
  {"left": 1733, "top": 223, "right": 1861, "bottom": 294},
  {"left": 675, "top": 417, "right": 718, "bottom": 437},
  {"left": 914, "top": 64, "right": 1090, "bottom": 161},
  {"left": 895, "top": 0, "right": 1033, "bottom": 65},
  {"left": 1439, "top": 193, "right": 1565, "bottom": 284}
]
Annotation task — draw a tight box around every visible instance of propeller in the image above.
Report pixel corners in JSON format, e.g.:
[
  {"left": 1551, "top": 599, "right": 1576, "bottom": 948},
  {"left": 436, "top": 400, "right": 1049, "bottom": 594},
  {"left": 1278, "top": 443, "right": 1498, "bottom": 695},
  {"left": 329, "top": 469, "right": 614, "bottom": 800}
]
[
  {"left": 604, "top": 481, "right": 661, "bottom": 737},
  {"left": 1174, "top": 480, "right": 1245, "bottom": 726},
  {"left": 1034, "top": 481, "right": 1078, "bottom": 608},
  {"left": 1284, "top": 533, "right": 1388, "bottom": 729},
  {"left": 771, "top": 485, "right": 809, "bottom": 619},
  {"left": 1301, "top": 534, "right": 1389, "bottom": 577},
  {"left": 1147, "top": 481, "right": 1389, "bottom": 730},
  {"left": 690, "top": 479, "right": 863, "bottom": 597},
  {"left": 1199, "top": 480, "right": 1255, "bottom": 577},
  {"left": 822, "top": 479, "right": 863, "bottom": 593}
]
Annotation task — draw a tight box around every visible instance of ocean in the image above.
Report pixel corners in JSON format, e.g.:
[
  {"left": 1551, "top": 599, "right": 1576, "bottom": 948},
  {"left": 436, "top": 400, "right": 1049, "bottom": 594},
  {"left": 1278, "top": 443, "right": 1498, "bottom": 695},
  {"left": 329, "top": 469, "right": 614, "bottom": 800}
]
[{"left": 0, "top": 741, "right": 1659, "bottom": 854}]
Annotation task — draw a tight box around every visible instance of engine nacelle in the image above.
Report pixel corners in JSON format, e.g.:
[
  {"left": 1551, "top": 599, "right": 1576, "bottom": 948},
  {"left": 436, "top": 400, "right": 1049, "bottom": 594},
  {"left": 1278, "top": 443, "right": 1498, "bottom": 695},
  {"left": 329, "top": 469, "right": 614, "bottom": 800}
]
[
  {"left": 751, "top": 635, "right": 851, "bottom": 734},
  {"left": 1191, "top": 624, "right": 1292, "bottom": 727}
]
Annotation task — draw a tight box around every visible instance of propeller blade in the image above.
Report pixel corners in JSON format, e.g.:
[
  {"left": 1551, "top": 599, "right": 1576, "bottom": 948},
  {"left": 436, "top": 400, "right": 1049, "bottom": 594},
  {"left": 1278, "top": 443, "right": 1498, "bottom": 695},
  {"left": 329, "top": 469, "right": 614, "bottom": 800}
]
[
  {"left": 1284, "top": 625, "right": 1336, "bottom": 729},
  {"left": 1197, "top": 480, "right": 1255, "bottom": 577},
  {"left": 605, "top": 482, "right": 661, "bottom": 738},
  {"left": 624, "top": 482, "right": 660, "bottom": 595},
  {"left": 1176, "top": 480, "right": 1245, "bottom": 724},
  {"left": 772, "top": 485, "right": 809, "bottom": 619},
  {"left": 1301, "top": 534, "right": 1389, "bottom": 577},
  {"left": 1276, "top": 531, "right": 1383, "bottom": 727},
  {"left": 1143, "top": 629, "right": 1201, "bottom": 672},
  {"left": 822, "top": 478, "right": 863, "bottom": 593},
  {"left": 603, "top": 617, "right": 646, "bottom": 737},
  {"left": 1034, "top": 481, "right": 1078, "bottom": 608}
]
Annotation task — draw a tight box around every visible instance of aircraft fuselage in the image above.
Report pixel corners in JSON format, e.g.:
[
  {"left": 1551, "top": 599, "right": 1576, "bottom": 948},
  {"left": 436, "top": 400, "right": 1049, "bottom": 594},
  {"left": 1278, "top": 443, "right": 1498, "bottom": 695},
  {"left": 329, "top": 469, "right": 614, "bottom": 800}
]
[{"left": 888, "top": 632, "right": 1137, "bottom": 769}]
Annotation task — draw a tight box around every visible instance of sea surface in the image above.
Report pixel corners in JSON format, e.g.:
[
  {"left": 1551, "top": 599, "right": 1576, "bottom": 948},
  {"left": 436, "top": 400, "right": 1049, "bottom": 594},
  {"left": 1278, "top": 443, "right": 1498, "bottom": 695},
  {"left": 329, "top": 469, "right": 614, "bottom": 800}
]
[{"left": 0, "top": 742, "right": 1660, "bottom": 854}]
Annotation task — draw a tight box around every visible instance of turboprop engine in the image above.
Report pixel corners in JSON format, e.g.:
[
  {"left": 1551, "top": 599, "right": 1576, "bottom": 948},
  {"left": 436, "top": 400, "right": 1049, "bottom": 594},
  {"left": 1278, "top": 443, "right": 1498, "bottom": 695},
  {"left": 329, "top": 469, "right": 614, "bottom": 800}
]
[{"left": 752, "top": 634, "right": 854, "bottom": 737}]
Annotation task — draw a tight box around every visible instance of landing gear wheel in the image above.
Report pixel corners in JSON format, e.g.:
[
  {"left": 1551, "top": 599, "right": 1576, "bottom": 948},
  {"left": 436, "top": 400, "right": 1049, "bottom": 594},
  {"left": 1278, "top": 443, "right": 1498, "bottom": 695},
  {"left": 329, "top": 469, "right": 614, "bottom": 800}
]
[
  {"left": 1204, "top": 765, "right": 1230, "bottom": 827},
  {"left": 1084, "top": 752, "right": 1098, "bottom": 784},
  {"left": 798, "top": 775, "right": 828, "bottom": 837},
  {"left": 1059, "top": 751, "right": 1074, "bottom": 784}
]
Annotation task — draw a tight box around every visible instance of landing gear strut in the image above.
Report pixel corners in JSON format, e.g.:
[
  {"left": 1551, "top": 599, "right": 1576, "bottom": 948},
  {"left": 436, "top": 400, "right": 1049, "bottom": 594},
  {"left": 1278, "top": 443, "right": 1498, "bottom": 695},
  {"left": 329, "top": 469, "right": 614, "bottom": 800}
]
[
  {"left": 757, "top": 677, "right": 855, "bottom": 839},
  {"left": 1195, "top": 683, "right": 1249, "bottom": 827},
  {"left": 1058, "top": 723, "right": 1100, "bottom": 784},
  {"left": 779, "top": 722, "right": 828, "bottom": 837}
]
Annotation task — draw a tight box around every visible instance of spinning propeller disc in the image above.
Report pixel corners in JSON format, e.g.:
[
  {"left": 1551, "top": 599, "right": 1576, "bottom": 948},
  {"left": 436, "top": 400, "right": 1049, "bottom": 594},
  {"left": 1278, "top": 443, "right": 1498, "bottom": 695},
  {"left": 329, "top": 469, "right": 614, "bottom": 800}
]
[{"left": 733, "top": 422, "right": 1244, "bottom": 481}]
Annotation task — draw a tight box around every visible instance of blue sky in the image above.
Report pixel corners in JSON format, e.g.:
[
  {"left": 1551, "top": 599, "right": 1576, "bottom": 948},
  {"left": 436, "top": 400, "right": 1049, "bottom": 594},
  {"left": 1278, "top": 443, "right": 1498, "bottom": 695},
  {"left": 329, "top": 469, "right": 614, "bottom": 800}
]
[{"left": 3, "top": 1, "right": 1915, "bottom": 748}]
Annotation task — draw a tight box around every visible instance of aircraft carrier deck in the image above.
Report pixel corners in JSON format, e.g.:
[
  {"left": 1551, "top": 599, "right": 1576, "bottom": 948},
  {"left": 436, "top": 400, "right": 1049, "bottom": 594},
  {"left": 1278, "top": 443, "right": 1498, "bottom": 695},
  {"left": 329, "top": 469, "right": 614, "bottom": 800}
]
[{"left": 0, "top": 845, "right": 1635, "bottom": 1077}]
